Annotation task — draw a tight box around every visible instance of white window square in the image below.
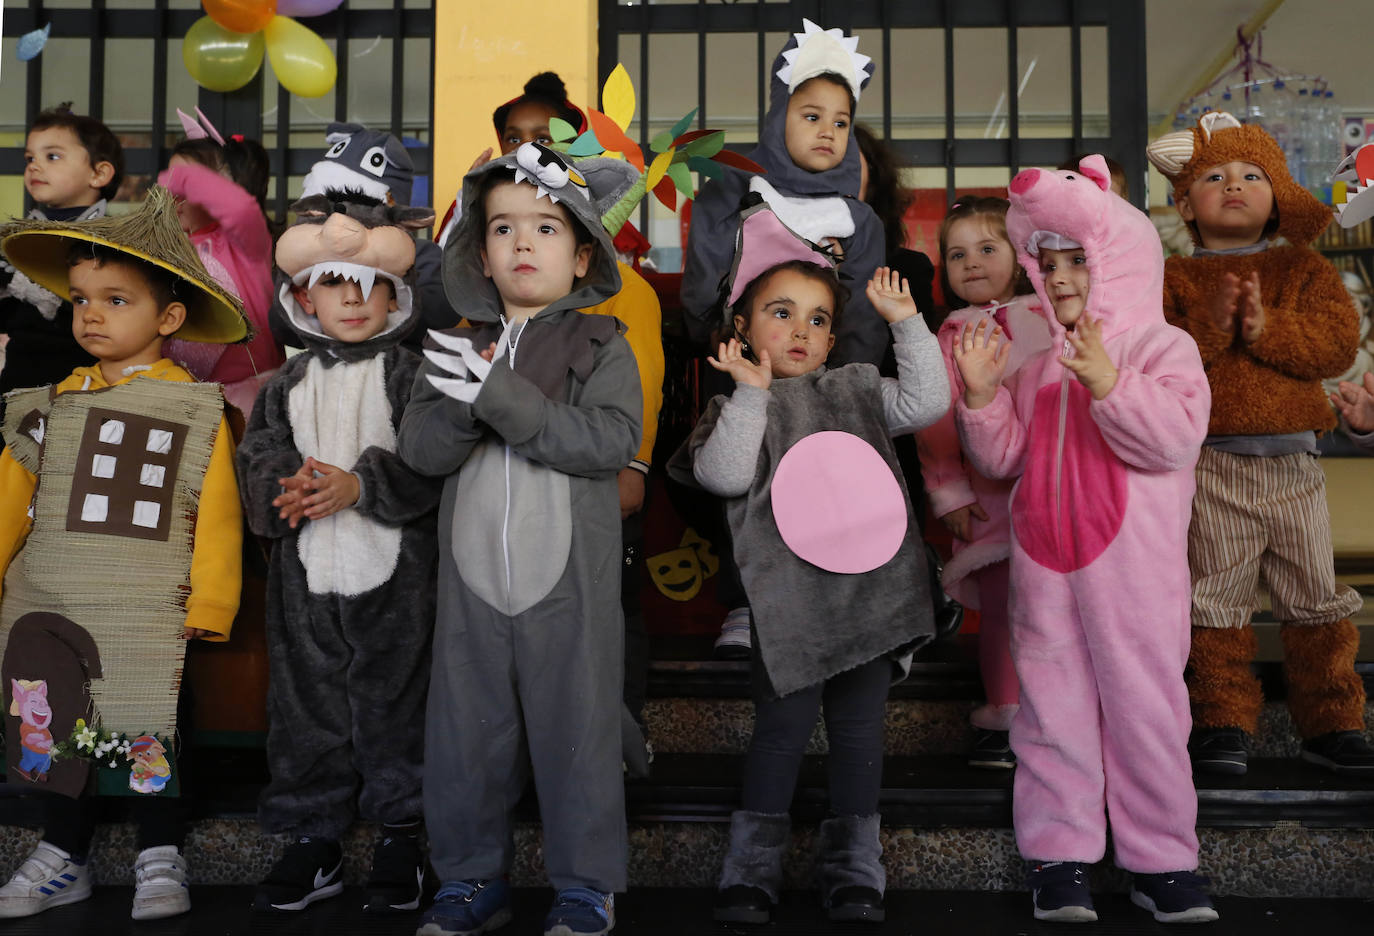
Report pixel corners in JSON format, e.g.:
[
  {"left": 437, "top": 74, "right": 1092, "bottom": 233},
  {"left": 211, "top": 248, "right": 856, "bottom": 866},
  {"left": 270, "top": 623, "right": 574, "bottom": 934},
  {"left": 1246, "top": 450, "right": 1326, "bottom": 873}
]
[
  {"left": 145, "top": 429, "right": 173, "bottom": 455},
  {"left": 81, "top": 493, "right": 109, "bottom": 523},
  {"left": 132, "top": 501, "right": 161, "bottom": 529},
  {"left": 91, "top": 454, "right": 117, "bottom": 479},
  {"left": 98, "top": 419, "right": 125, "bottom": 445},
  {"left": 139, "top": 464, "right": 166, "bottom": 488},
  {"left": 27, "top": 418, "right": 44, "bottom": 445}
]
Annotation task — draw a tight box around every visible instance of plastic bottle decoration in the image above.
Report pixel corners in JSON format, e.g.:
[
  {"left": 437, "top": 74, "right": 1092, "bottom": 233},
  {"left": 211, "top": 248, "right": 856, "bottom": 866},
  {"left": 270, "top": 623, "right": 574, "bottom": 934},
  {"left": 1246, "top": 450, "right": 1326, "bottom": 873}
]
[
  {"left": 545, "top": 64, "right": 766, "bottom": 235},
  {"left": 183, "top": 0, "right": 341, "bottom": 97}
]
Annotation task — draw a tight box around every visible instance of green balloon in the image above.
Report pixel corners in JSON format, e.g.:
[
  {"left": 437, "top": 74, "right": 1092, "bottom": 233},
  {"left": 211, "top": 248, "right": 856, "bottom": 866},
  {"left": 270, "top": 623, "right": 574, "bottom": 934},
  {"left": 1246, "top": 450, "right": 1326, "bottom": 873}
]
[{"left": 182, "top": 15, "right": 265, "bottom": 93}]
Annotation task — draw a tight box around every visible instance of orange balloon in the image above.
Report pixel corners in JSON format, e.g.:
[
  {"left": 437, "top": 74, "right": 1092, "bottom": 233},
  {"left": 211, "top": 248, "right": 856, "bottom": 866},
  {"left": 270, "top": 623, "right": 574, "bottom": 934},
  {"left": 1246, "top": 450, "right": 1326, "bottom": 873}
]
[{"left": 202, "top": 0, "right": 276, "bottom": 35}]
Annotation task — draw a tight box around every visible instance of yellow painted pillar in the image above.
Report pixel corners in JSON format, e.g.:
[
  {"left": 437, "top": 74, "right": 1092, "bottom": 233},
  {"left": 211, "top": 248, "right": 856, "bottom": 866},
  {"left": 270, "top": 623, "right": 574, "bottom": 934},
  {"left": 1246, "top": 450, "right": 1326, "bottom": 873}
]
[{"left": 431, "top": 0, "right": 599, "bottom": 228}]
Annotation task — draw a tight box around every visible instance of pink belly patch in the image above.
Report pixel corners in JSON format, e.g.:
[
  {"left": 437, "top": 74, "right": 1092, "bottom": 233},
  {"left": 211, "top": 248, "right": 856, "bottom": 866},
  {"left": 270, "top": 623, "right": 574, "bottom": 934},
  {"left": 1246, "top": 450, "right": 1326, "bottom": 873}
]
[{"left": 770, "top": 431, "right": 907, "bottom": 574}]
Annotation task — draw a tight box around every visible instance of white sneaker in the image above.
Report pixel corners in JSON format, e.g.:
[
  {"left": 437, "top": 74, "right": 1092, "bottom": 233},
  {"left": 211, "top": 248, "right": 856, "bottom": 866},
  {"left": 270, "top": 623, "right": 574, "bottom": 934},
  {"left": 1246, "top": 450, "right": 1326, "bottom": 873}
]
[
  {"left": 713, "top": 606, "right": 752, "bottom": 660},
  {"left": 131, "top": 845, "right": 190, "bottom": 920},
  {"left": 0, "top": 840, "right": 92, "bottom": 918}
]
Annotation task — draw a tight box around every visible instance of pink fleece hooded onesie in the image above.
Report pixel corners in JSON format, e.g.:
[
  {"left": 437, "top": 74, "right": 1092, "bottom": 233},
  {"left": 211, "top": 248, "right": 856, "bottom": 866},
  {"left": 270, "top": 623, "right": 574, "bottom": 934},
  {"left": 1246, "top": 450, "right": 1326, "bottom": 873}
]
[
  {"left": 918, "top": 294, "right": 1051, "bottom": 729},
  {"left": 159, "top": 161, "right": 284, "bottom": 417},
  {"left": 955, "top": 155, "right": 1211, "bottom": 872}
]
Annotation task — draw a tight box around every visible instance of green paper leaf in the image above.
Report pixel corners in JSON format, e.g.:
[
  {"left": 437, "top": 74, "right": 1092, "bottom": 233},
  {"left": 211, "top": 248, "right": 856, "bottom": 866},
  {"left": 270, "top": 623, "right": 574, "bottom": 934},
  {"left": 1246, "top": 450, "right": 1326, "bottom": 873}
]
[
  {"left": 567, "top": 129, "right": 605, "bottom": 157},
  {"left": 670, "top": 108, "right": 698, "bottom": 139},
  {"left": 682, "top": 130, "right": 725, "bottom": 158},
  {"left": 667, "top": 161, "right": 694, "bottom": 199},
  {"left": 548, "top": 117, "right": 578, "bottom": 143},
  {"left": 650, "top": 130, "right": 674, "bottom": 154},
  {"left": 688, "top": 156, "right": 722, "bottom": 180}
]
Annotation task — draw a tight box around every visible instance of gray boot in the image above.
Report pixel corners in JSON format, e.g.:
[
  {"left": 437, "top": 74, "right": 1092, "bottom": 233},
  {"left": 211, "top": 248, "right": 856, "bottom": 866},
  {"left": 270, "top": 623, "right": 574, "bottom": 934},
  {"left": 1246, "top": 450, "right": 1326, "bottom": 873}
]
[
  {"left": 816, "top": 813, "right": 886, "bottom": 922},
  {"left": 717, "top": 810, "right": 790, "bottom": 902}
]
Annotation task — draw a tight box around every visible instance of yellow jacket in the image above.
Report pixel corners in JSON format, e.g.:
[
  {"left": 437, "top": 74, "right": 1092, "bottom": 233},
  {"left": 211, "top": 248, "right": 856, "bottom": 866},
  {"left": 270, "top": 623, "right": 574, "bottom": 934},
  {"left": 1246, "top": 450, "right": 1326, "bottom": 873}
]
[
  {"left": 0, "top": 359, "right": 242, "bottom": 639},
  {"left": 585, "top": 262, "right": 665, "bottom": 468}
]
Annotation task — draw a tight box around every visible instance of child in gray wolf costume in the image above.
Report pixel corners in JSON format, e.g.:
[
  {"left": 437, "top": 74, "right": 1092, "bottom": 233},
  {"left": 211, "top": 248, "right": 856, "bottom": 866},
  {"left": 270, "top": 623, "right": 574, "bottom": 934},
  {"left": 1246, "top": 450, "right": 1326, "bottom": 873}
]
[
  {"left": 234, "top": 193, "right": 443, "bottom": 914},
  {"left": 399, "top": 143, "right": 642, "bottom": 936}
]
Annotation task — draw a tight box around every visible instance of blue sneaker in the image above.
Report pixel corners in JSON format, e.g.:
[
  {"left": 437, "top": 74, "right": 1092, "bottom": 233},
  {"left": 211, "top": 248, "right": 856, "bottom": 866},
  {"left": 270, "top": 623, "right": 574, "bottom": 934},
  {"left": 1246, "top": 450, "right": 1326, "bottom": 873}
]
[
  {"left": 416, "top": 879, "right": 512, "bottom": 936},
  {"left": 543, "top": 887, "right": 615, "bottom": 936},
  {"left": 1131, "top": 871, "right": 1219, "bottom": 923},
  {"left": 1028, "top": 861, "right": 1097, "bottom": 922}
]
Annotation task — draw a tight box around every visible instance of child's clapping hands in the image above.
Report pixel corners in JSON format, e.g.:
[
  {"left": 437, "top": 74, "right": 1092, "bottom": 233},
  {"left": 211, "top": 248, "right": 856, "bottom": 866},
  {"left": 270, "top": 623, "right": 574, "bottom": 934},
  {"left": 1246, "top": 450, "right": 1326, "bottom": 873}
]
[
  {"left": 1060, "top": 316, "right": 1119, "bottom": 399},
  {"left": 1209, "top": 271, "right": 1265, "bottom": 343},
  {"left": 865, "top": 266, "right": 919, "bottom": 324},
  {"left": 273, "top": 456, "right": 361, "bottom": 528},
  {"left": 1331, "top": 371, "right": 1374, "bottom": 433}
]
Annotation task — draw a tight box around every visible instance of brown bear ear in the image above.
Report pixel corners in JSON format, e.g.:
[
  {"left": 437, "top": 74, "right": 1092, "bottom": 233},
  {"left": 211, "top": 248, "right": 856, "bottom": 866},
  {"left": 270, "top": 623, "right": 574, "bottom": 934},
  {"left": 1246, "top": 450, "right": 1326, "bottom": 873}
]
[
  {"left": 288, "top": 194, "right": 333, "bottom": 220},
  {"left": 389, "top": 206, "right": 437, "bottom": 231}
]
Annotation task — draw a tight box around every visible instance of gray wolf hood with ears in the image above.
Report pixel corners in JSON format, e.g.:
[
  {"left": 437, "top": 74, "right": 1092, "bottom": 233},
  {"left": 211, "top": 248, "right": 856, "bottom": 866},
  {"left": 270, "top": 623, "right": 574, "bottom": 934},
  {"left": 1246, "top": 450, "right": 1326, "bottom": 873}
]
[{"left": 442, "top": 147, "right": 639, "bottom": 323}]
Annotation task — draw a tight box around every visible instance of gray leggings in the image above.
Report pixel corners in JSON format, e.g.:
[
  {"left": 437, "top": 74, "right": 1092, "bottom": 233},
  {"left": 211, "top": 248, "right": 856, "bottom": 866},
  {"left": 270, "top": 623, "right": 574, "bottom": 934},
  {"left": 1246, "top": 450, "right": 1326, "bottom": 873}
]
[{"left": 742, "top": 655, "right": 891, "bottom": 816}]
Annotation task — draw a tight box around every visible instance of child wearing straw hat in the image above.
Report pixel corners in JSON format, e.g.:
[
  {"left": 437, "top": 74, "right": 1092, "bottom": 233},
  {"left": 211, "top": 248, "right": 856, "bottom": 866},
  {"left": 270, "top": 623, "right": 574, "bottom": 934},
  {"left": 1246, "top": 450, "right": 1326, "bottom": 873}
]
[{"left": 0, "top": 186, "right": 248, "bottom": 922}]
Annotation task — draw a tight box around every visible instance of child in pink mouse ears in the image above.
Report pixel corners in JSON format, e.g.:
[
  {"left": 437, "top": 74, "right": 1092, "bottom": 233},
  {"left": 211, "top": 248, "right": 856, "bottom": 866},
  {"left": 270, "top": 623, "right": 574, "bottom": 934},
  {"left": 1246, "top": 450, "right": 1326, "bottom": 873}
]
[
  {"left": 915, "top": 196, "right": 1050, "bottom": 770},
  {"left": 669, "top": 202, "right": 948, "bottom": 925}
]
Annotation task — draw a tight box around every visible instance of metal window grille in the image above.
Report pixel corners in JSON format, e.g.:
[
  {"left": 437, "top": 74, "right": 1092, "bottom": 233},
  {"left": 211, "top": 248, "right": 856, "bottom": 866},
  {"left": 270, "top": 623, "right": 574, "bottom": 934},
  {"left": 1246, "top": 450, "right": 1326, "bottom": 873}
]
[
  {"left": 2, "top": 1, "right": 436, "bottom": 226},
  {"left": 598, "top": 0, "right": 1148, "bottom": 245}
]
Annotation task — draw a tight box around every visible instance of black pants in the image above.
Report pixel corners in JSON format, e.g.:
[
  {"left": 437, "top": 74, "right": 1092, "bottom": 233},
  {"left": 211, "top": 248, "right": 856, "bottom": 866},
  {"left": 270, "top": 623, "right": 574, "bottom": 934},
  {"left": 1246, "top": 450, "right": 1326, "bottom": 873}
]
[
  {"left": 43, "top": 793, "right": 188, "bottom": 858},
  {"left": 741, "top": 654, "right": 892, "bottom": 817},
  {"left": 621, "top": 508, "right": 648, "bottom": 725}
]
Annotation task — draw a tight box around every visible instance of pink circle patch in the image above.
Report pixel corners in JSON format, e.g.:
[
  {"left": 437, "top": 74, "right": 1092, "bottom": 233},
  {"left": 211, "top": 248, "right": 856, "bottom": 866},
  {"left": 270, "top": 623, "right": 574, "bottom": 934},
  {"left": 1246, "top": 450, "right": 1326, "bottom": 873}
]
[{"left": 770, "top": 431, "right": 907, "bottom": 574}]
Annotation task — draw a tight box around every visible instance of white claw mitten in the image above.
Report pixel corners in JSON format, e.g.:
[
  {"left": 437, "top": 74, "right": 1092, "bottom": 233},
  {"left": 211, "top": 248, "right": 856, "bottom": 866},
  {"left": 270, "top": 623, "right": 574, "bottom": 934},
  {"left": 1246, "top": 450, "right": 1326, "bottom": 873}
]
[{"left": 424, "top": 329, "right": 496, "bottom": 403}]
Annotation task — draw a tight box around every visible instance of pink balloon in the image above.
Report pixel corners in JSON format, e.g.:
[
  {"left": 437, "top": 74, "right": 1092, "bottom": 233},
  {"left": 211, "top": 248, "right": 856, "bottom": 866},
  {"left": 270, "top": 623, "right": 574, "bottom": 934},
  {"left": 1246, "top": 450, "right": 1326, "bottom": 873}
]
[
  {"left": 275, "top": 0, "right": 343, "bottom": 15},
  {"left": 769, "top": 431, "right": 907, "bottom": 574}
]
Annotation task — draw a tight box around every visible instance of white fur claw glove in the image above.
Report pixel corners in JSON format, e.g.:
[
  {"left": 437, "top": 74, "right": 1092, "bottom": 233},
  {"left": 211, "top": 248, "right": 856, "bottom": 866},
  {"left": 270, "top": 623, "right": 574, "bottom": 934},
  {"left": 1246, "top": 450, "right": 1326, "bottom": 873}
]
[
  {"left": 424, "top": 330, "right": 494, "bottom": 403},
  {"left": 1, "top": 262, "right": 62, "bottom": 321}
]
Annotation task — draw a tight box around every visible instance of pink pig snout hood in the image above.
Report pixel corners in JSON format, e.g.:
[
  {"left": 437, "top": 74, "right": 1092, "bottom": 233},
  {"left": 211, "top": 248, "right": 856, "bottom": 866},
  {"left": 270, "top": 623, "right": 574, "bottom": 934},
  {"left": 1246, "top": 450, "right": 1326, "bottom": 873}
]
[{"left": 1006, "top": 155, "right": 1164, "bottom": 341}]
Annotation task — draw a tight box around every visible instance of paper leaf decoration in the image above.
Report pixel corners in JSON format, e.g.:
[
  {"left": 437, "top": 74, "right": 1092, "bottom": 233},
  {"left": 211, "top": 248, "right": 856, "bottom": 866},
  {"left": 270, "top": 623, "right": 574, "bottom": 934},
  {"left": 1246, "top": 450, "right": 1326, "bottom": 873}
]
[
  {"left": 653, "top": 176, "right": 677, "bottom": 212},
  {"left": 645, "top": 150, "right": 674, "bottom": 193},
  {"left": 688, "top": 156, "right": 724, "bottom": 180},
  {"left": 683, "top": 130, "right": 725, "bottom": 159},
  {"left": 568, "top": 129, "right": 605, "bottom": 157},
  {"left": 650, "top": 130, "right": 675, "bottom": 154},
  {"left": 548, "top": 117, "right": 579, "bottom": 144},
  {"left": 602, "top": 64, "right": 636, "bottom": 131},
  {"left": 667, "top": 161, "right": 694, "bottom": 199},
  {"left": 711, "top": 149, "right": 766, "bottom": 173},
  {"left": 587, "top": 110, "right": 644, "bottom": 171},
  {"left": 17, "top": 24, "right": 51, "bottom": 62},
  {"left": 670, "top": 108, "right": 698, "bottom": 139}
]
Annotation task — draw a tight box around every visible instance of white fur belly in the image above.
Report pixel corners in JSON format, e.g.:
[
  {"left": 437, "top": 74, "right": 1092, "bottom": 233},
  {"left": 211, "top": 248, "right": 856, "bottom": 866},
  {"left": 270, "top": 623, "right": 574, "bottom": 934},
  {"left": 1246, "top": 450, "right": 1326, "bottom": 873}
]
[{"left": 288, "top": 355, "right": 401, "bottom": 596}]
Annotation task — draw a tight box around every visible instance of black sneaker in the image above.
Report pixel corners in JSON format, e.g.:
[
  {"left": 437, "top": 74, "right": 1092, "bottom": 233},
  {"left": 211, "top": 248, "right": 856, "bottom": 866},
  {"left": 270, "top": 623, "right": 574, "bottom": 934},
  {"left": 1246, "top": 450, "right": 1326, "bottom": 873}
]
[
  {"left": 969, "top": 729, "right": 1016, "bottom": 770},
  {"left": 713, "top": 885, "right": 770, "bottom": 925},
  {"left": 1027, "top": 861, "right": 1096, "bottom": 923},
  {"left": 827, "top": 885, "right": 885, "bottom": 923},
  {"left": 363, "top": 832, "right": 424, "bottom": 913},
  {"left": 1189, "top": 726, "right": 1248, "bottom": 776},
  {"left": 1130, "top": 871, "right": 1219, "bottom": 923},
  {"left": 1300, "top": 730, "right": 1374, "bottom": 777},
  {"left": 253, "top": 836, "right": 343, "bottom": 911}
]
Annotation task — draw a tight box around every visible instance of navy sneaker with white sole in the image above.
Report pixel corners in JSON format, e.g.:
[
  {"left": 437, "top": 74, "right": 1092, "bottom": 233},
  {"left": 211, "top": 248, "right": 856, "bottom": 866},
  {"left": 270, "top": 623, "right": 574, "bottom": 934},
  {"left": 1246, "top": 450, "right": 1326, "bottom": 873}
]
[
  {"left": 1130, "top": 871, "right": 1219, "bottom": 923},
  {"left": 1028, "top": 861, "right": 1097, "bottom": 923}
]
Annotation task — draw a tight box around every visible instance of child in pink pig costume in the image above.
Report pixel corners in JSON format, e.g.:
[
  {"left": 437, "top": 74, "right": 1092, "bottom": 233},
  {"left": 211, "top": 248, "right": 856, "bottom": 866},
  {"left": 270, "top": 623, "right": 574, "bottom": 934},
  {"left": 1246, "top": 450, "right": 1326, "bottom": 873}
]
[{"left": 953, "top": 155, "right": 1216, "bottom": 924}]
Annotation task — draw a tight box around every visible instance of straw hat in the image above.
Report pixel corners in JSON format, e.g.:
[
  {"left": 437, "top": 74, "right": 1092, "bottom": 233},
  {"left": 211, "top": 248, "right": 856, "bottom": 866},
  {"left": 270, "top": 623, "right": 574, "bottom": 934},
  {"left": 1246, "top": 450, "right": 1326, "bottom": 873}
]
[{"left": 0, "top": 186, "right": 249, "bottom": 343}]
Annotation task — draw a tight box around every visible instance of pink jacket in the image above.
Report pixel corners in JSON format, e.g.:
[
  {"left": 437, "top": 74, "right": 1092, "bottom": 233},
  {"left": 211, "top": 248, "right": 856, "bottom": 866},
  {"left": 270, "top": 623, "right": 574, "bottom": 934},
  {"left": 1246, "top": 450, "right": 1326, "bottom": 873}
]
[
  {"left": 158, "top": 162, "right": 283, "bottom": 391},
  {"left": 916, "top": 294, "right": 1051, "bottom": 606},
  {"left": 955, "top": 157, "right": 1210, "bottom": 577}
]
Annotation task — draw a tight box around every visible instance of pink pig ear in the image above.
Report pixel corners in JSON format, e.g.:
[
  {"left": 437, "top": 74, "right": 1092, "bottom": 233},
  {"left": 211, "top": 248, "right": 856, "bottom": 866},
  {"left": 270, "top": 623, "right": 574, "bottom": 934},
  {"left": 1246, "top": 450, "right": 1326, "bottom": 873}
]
[{"left": 1077, "top": 154, "right": 1112, "bottom": 192}]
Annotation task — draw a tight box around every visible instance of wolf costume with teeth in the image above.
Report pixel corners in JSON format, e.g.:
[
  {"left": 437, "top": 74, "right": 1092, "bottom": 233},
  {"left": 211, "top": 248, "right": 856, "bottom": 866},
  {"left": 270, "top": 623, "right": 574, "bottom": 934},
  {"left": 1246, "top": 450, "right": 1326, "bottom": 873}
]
[
  {"left": 397, "top": 144, "right": 642, "bottom": 893},
  {"left": 234, "top": 194, "right": 443, "bottom": 840}
]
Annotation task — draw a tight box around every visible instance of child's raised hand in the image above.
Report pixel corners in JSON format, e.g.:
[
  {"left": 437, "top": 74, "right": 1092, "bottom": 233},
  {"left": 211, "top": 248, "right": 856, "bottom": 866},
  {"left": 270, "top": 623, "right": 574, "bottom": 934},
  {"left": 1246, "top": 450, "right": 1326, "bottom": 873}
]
[
  {"left": 708, "top": 337, "right": 772, "bottom": 391},
  {"left": 1331, "top": 371, "right": 1374, "bottom": 433},
  {"left": 478, "top": 341, "right": 498, "bottom": 363},
  {"left": 1208, "top": 272, "right": 1241, "bottom": 335},
  {"left": 941, "top": 502, "right": 989, "bottom": 542},
  {"left": 1060, "top": 315, "right": 1118, "bottom": 399},
  {"left": 952, "top": 319, "right": 1010, "bottom": 409},
  {"left": 1237, "top": 271, "right": 1265, "bottom": 343},
  {"left": 299, "top": 457, "right": 361, "bottom": 521},
  {"left": 866, "top": 266, "right": 919, "bottom": 324},
  {"left": 273, "top": 462, "right": 314, "bottom": 529},
  {"left": 181, "top": 627, "right": 212, "bottom": 641}
]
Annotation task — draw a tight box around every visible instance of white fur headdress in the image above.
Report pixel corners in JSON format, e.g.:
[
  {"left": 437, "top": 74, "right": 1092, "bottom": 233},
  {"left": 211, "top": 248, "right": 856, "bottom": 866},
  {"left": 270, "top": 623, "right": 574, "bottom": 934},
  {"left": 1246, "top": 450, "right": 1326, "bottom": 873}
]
[{"left": 776, "top": 18, "right": 871, "bottom": 101}]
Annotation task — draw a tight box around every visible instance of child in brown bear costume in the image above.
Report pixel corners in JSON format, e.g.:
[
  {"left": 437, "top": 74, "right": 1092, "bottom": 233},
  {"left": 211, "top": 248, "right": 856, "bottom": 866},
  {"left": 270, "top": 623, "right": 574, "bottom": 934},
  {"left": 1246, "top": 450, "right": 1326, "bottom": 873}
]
[{"left": 1147, "top": 112, "right": 1372, "bottom": 777}]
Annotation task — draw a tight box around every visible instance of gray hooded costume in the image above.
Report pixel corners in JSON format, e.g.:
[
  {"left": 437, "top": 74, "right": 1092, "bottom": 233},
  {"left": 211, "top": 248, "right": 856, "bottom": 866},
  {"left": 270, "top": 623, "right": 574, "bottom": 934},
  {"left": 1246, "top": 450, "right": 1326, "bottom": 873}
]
[
  {"left": 397, "top": 146, "right": 642, "bottom": 893},
  {"left": 234, "top": 196, "right": 444, "bottom": 839},
  {"left": 679, "top": 32, "right": 888, "bottom": 368}
]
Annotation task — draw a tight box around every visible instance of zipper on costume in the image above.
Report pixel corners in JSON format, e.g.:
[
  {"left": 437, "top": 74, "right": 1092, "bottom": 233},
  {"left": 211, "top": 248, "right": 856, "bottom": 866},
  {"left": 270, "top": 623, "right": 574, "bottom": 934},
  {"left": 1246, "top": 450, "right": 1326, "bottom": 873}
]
[
  {"left": 500, "top": 318, "right": 525, "bottom": 601},
  {"left": 1055, "top": 337, "right": 1071, "bottom": 563}
]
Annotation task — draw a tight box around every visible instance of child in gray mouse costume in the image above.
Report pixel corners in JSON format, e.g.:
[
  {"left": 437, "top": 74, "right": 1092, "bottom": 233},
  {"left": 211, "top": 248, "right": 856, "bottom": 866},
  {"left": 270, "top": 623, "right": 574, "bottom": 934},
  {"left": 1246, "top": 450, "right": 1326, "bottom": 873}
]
[
  {"left": 234, "top": 192, "right": 444, "bottom": 915},
  {"left": 399, "top": 142, "right": 642, "bottom": 936}
]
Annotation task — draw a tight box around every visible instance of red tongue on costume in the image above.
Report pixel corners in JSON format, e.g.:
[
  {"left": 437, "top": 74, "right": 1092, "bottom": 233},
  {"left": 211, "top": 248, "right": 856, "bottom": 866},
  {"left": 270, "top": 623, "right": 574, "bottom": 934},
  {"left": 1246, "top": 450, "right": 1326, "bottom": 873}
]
[{"left": 1358, "top": 146, "right": 1374, "bottom": 185}]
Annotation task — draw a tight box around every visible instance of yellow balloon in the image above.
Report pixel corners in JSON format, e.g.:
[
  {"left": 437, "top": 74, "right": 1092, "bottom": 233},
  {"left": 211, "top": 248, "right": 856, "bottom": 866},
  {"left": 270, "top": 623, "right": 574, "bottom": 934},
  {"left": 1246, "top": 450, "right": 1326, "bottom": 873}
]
[
  {"left": 264, "top": 15, "right": 336, "bottom": 98},
  {"left": 182, "top": 14, "right": 265, "bottom": 92}
]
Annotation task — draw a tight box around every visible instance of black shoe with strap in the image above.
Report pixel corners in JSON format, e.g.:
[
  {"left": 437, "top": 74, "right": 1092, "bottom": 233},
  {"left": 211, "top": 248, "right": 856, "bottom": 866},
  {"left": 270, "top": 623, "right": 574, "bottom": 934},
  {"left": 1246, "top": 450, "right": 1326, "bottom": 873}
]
[
  {"left": 827, "top": 885, "right": 885, "bottom": 923},
  {"left": 253, "top": 836, "right": 343, "bottom": 912},
  {"left": 1188, "top": 726, "right": 1248, "bottom": 776},
  {"left": 1301, "top": 730, "right": 1374, "bottom": 777},
  {"left": 714, "top": 885, "right": 771, "bottom": 924},
  {"left": 969, "top": 729, "right": 1016, "bottom": 770}
]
